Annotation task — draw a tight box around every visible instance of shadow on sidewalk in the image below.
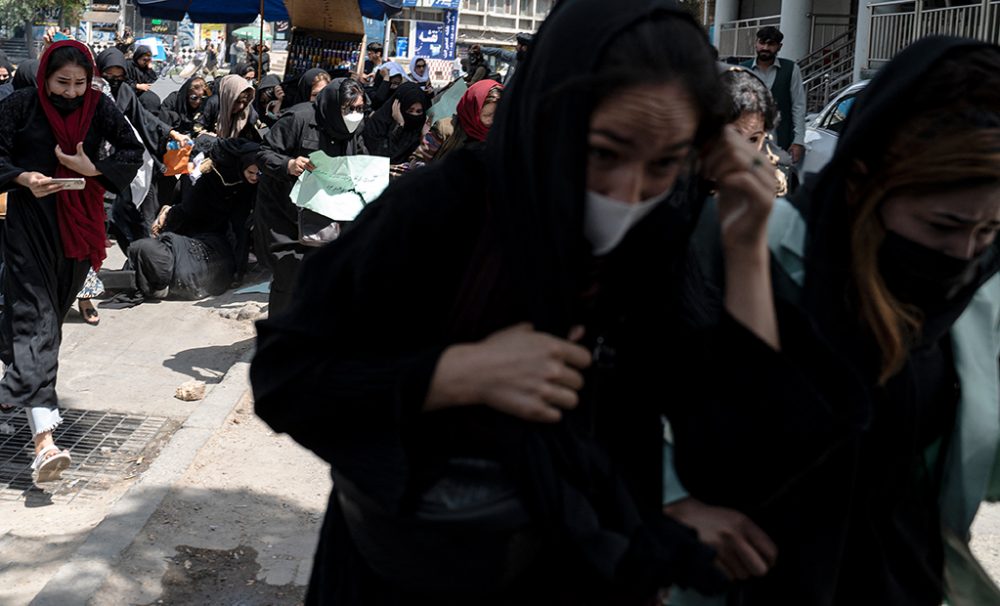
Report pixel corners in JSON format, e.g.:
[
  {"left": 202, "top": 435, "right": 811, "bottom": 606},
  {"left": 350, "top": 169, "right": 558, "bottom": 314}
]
[{"left": 162, "top": 338, "right": 255, "bottom": 384}]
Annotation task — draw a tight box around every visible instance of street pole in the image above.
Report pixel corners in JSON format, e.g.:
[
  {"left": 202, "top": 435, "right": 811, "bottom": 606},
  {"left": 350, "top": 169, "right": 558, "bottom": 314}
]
[
  {"left": 258, "top": 0, "right": 264, "bottom": 78},
  {"left": 118, "top": 0, "right": 126, "bottom": 37}
]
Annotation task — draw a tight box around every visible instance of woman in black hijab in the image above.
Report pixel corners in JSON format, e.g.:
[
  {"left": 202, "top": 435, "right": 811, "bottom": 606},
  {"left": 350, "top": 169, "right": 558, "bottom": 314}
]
[
  {"left": 251, "top": 0, "right": 782, "bottom": 603},
  {"left": 668, "top": 38, "right": 1000, "bottom": 606},
  {"left": 126, "top": 44, "right": 161, "bottom": 114},
  {"left": 11, "top": 59, "right": 39, "bottom": 91},
  {"left": 159, "top": 75, "right": 210, "bottom": 137},
  {"left": 127, "top": 138, "right": 261, "bottom": 299},
  {"left": 231, "top": 62, "right": 256, "bottom": 82},
  {"left": 280, "top": 68, "right": 330, "bottom": 110},
  {"left": 253, "top": 77, "right": 367, "bottom": 316},
  {"left": 97, "top": 47, "right": 186, "bottom": 250},
  {"left": 0, "top": 59, "right": 14, "bottom": 102},
  {"left": 254, "top": 74, "right": 283, "bottom": 128},
  {"left": 362, "top": 81, "right": 429, "bottom": 164}
]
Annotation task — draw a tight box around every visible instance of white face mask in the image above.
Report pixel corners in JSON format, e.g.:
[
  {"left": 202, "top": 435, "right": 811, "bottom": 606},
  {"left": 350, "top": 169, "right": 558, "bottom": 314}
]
[
  {"left": 583, "top": 189, "right": 672, "bottom": 256},
  {"left": 343, "top": 112, "right": 364, "bottom": 134}
]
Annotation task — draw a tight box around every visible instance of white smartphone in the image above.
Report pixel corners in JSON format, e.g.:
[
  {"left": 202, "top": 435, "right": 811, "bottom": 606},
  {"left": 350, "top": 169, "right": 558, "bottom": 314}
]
[{"left": 49, "top": 178, "right": 86, "bottom": 190}]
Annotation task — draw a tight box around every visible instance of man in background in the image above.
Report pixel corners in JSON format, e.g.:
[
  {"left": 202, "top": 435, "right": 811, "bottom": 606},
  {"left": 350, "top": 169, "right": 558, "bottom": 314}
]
[{"left": 741, "top": 26, "right": 806, "bottom": 165}]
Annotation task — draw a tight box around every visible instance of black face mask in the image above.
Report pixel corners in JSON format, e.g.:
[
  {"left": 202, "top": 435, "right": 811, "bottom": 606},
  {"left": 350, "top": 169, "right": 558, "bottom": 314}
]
[
  {"left": 402, "top": 110, "right": 425, "bottom": 131},
  {"left": 878, "top": 230, "right": 981, "bottom": 311},
  {"left": 48, "top": 93, "right": 85, "bottom": 115},
  {"left": 106, "top": 78, "right": 124, "bottom": 95}
]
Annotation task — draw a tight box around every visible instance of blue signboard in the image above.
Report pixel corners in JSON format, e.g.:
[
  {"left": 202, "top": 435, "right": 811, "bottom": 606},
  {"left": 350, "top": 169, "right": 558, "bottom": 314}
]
[
  {"left": 443, "top": 9, "right": 457, "bottom": 61},
  {"left": 396, "top": 37, "right": 409, "bottom": 57},
  {"left": 403, "top": 0, "right": 460, "bottom": 8},
  {"left": 413, "top": 20, "right": 446, "bottom": 59}
]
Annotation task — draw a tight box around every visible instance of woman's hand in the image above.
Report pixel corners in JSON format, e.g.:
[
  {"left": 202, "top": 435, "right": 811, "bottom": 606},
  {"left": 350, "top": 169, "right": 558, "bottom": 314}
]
[
  {"left": 702, "top": 126, "right": 776, "bottom": 254},
  {"left": 425, "top": 323, "right": 592, "bottom": 423},
  {"left": 169, "top": 130, "right": 190, "bottom": 144},
  {"left": 287, "top": 156, "right": 316, "bottom": 177},
  {"left": 14, "top": 172, "right": 64, "bottom": 198},
  {"left": 54, "top": 143, "right": 100, "bottom": 177},
  {"left": 137, "top": 83, "right": 152, "bottom": 92},
  {"left": 151, "top": 205, "right": 171, "bottom": 237},
  {"left": 391, "top": 100, "right": 405, "bottom": 127},
  {"left": 664, "top": 497, "right": 777, "bottom": 581},
  {"left": 702, "top": 126, "right": 780, "bottom": 350}
]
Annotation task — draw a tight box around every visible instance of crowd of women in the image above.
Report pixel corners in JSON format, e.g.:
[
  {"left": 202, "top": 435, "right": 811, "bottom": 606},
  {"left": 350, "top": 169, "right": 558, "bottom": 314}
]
[{"left": 0, "top": 0, "right": 998, "bottom": 604}]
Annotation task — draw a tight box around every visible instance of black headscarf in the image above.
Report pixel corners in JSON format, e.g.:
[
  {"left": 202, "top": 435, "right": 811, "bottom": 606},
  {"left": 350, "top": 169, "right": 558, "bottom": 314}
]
[
  {"left": 132, "top": 45, "right": 152, "bottom": 64},
  {"left": 12, "top": 59, "right": 39, "bottom": 90},
  {"left": 793, "top": 36, "right": 1000, "bottom": 341},
  {"left": 363, "top": 82, "right": 429, "bottom": 164},
  {"left": 296, "top": 68, "right": 328, "bottom": 105},
  {"left": 172, "top": 75, "right": 205, "bottom": 118},
  {"left": 233, "top": 62, "right": 255, "bottom": 78},
  {"left": 210, "top": 137, "right": 261, "bottom": 184},
  {"left": 96, "top": 46, "right": 169, "bottom": 168},
  {"left": 96, "top": 47, "right": 130, "bottom": 100},
  {"left": 314, "top": 77, "right": 365, "bottom": 141},
  {"left": 254, "top": 74, "right": 281, "bottom": 114},
  {"left": 482, "top": 0, "right": 716, "bottom": 336},
  {"left": 0, "top": 59, "right": 14, "bottom": 101}
]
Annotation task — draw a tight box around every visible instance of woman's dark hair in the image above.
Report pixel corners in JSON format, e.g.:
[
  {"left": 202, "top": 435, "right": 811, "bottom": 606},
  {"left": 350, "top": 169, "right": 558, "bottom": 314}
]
[
  {"left": 592, "top": 16, "right": 727, "bottom": 147},
  {"left": 339, "top": 78, "right": 365, "bottom": 110},
  {"left": 45, "top": 46, "right": 94, "bottom": 80},
  {"left": 719, "top": 67, "right": 778, "bottom": 132}
]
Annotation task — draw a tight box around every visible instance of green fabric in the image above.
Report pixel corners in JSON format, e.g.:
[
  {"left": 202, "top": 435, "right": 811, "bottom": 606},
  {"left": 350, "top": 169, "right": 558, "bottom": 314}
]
[{"left": 741, "top": 58, "right": 794, "bottom": 149}]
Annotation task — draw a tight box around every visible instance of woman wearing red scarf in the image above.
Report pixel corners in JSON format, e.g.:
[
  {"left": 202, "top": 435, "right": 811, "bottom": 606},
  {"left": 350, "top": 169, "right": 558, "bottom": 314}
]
[
  {"left": 0, "top": 41, "right": 143, "bottom": 484},
  {"left": 391, "top": 79, "right": 503, "bottom": 178}
]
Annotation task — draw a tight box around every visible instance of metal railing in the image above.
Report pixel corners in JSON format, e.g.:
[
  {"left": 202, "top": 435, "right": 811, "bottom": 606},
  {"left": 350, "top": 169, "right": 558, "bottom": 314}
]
[
  {"left": 800, "top": 28, "right": 857, "bottom": 112},
  {"left": 717, "top": 14, "right": 781, "bottom": 59},
  {"left": 869, "top": 0, "right": 1000, "bottom": 65},
  {"left": 809, "top": 13, "right": 853, "bottom": 52}
]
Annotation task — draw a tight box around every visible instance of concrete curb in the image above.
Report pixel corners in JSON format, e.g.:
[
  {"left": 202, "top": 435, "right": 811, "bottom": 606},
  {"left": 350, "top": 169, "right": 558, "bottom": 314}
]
[{"left": 30, "top": 348, "right": 256, "bottom": 606}]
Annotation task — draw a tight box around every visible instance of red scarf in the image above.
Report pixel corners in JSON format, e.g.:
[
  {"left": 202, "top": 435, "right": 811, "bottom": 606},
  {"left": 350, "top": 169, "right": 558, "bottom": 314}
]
[
  {"left": 457, "top": 79, "right": 504, "bottom": 142},
  {"left": 36, "top": 40, "right": 108, "bottom": 270}
]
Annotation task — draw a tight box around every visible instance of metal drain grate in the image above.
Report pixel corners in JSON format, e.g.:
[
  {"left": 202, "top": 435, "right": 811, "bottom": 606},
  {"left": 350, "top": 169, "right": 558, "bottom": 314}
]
[{"left": 0, "top": 409, "right": 172, "bottom": 502}]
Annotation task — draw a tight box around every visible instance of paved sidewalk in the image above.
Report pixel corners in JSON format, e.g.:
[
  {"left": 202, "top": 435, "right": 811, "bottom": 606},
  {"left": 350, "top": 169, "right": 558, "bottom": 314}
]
[
  {"left": 87, "top": 394, "right": 328, "bottom": 606},
  {"left": 0, "top": 247, "right": 272, "bottom": 605}
]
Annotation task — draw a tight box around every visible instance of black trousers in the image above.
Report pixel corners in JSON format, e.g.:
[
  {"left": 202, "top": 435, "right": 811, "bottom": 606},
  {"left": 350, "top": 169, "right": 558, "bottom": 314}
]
[{"left": 0, "top": 192, "right": 89, "bottom": 409}]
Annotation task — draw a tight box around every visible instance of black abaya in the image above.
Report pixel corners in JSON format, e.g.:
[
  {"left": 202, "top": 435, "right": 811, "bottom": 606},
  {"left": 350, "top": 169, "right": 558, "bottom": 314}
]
[
  {"left": 362, "top": 82, "right": 429, "bottom": 164},
  {"left": 669, "top": 37, "right": 1000, "bottom": 606},
  {"left": 98, "top": 48, "right": 173, "bottom": 249},
  {"left": 254, "top": 79, "right": 367, "bottom": 316},
  {"left": 251, "top": 2, "right": 759, "bottom": 602},
  {"left": 129, "top": 139, "right": 258, "bottom": 300},
  {"left": 0, "top": 90, "right": 143, "bottom": 409}
]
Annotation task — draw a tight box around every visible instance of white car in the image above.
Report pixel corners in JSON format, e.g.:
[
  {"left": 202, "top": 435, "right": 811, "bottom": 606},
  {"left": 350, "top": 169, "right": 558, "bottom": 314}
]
[{"left": 800, "top": 80, "right": 869, "bottom": 181}]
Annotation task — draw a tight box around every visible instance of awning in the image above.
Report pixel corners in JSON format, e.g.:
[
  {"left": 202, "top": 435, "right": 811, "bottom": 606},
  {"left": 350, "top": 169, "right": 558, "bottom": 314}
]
[{"left": 134, "top": 0, "right": 403, "bottom": 23}]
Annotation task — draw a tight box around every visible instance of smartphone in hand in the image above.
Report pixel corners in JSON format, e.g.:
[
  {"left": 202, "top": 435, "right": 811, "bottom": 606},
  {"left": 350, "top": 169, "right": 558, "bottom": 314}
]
[{"left": 49, "top": 178, "right": 86, "bottom": 191}]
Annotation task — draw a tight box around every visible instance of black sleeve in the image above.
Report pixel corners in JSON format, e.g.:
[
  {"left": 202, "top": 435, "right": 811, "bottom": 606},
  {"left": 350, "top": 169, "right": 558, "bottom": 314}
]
[
  {"left": 667, "top": 305, "right": 866, "bottom": 511},
  {"left": 0, "top": 90, "right": 31, "bottom": 190},
  {"left": 197, "top": 95, "right": 220, "bottom": 133},
  {"left": 251, "top": 193, "right": 447, "bottom": 465},
  {"left": 257, "top": 111, "right": 300, "bottom": 180},
  {"left": 92, "top": 94, "right": 145, "bottom": 195}
]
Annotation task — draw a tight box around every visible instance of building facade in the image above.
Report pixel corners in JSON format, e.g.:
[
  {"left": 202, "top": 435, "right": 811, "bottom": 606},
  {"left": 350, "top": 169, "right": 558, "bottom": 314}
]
[
  {"left": 457, "top": 0, "right": 554, "bottom": 46},
  {"left": 713, "top": 0, "right": 1000, "bottom": 109}
]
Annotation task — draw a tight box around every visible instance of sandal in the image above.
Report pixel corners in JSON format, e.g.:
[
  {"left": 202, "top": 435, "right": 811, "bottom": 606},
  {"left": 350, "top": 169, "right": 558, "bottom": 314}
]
[
  {"left": 78, "top": 299, "right": 100, "bottom": 326},
  {"left": 31, "top": 445, "right": 71, "bottom": 485}
]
